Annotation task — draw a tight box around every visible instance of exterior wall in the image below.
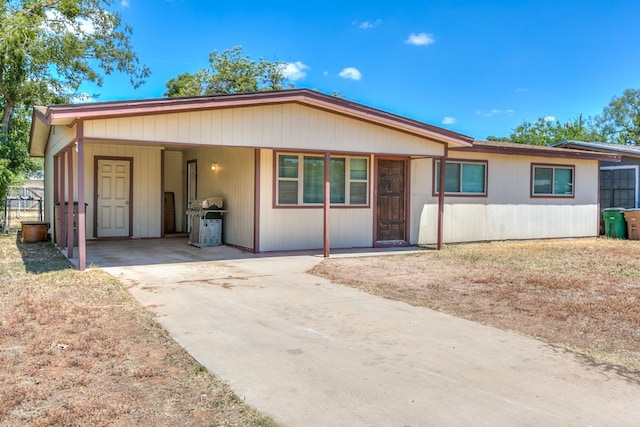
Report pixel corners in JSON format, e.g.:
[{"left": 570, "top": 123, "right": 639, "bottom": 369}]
[
  {"left": 83, "top": 104, "right": 446, "bottom": 157},
  {"left": 43, "top": 125, "right": 78, "bottom": 228},
  {"left": 257, "top": 149, "right": 374, "bottom": 252},
  {"left": 84, "top": 143, "right": 163, "bottom": 239},
  {"left": 600, "top": 156, "right": 640, "bottom": 209},
  {"left": 182, "top": 146, "right": 255, "bottom": 250},
  {"left": 48, "top": 125, "right": 77, "bottom": 156},
  {"left": 601, "top": 157, "right": 640, "bottom": 169},
  {"left": 413, "top": 152, "right": 601, "bottom": 244},
  {"left": 164, "top": 150, "right": 185, "bottom": 232}
]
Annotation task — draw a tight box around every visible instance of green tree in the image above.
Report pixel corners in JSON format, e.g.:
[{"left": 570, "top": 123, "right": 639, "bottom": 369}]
[
  {"left": 0, "top": 0, "right": 150, "bottom": 199},
  {"left": 165, "top": 46, "right": 292, "bottom": 97},
  {"left": 487, "top": 115, "right": 604, "bottom": 146},
  {"left": 597, "top": 88, "right": 640, "bottom": 145}
]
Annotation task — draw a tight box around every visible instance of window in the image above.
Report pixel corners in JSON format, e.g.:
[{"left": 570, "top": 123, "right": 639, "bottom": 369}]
[
  {"left": 532, "top": 164, "right": 574, "bottom": 196},
  {"left": 435, "top": 160, "right": 487, "bottom": 195},
  {"left": 276, "top": 153, "right": 369, "bottom": 206}
]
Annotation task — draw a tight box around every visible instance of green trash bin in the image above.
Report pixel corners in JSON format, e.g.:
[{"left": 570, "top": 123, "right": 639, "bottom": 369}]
[{"left": 602, "top": 208, "right": 627, "bottom": 239}]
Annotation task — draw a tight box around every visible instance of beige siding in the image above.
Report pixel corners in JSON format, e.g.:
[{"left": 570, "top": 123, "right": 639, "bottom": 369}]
[
  {"left": 83, "top": 144, "right": 163, "bottom": 239},
  {"left": 257, "top": 150, "right": 374, "bottom": 252},
  {"left": 182, "top": 146, "right": 255, "bottom": 250},
  {"left": 43, "top": 150, "right": 56, "bottom": 228},
  {"left": 412, "top": 153, "right": 601, "bottom": 244},
  {"left": 84, "top": 104, "right": 446, "bottom": 156},
  {"left": 163, "top": 151, "right": 185, "bottom": 232},
  {"left": 42, "top": 125, "right": 78, "bottom": 226},
  {"left": 48, "top": 125, "right": 76, "bottom": 156}
]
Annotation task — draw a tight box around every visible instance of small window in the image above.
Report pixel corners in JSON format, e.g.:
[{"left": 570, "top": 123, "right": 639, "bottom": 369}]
[
  {"left": 532, "top": 165, "right": 574, "bottom": 196},
  {"left": 276, "top": 153, "right": 369, "bottom": 206},
  {"left": 349, "top": 158, "right": 368, "bottom": 204},
  {"left": 435, "top": 160, "right": 487, "bottom": 195},
  {"left": 277, "top": 155, "right": 299, "bottom": 204}
]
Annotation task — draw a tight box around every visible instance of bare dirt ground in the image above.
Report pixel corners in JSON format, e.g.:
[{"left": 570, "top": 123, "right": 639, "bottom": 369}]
[
  {"left": 311, "top": 238, "right": 640, "bottom": 379},
  {"left": 0, "top": 235, "right": 275, "bottom": 426}
]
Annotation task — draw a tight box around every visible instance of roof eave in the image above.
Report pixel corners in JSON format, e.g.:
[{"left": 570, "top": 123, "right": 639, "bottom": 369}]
[
  {"left": 452, "top": 143, "right": 621, "bottom": 162},
  {"left": 554, "top": 140, "right": 640, "bottom": 159},
  {"left": 44, "top": 89, "right": 475, "bottom": 147},
  {"left": 28, "top": 106, "right": 51, "bottom": 157}
]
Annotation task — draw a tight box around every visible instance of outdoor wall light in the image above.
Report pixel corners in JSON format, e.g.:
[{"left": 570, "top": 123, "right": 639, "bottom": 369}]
[{"left": 211, "top": 162, "right": 218, "bottom": 171}]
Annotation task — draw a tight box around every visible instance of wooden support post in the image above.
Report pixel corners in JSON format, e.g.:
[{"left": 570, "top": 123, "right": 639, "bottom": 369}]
[
  {"left": 253, "top": 148, "right": 261, "bottom": 253},
  {"left": 323, "top": 152, "right": 330, "bottom": 258},
  {"left": 77, "top": 121, "right": 86, "bottom": 270},
  {"left": 59, "top": 152, "right": 66, "bottom": 248},
  {"left": 437, "top": 150, "right": 447, "bottom": 251},
  {"left": 66, "top": 147, "right": 74, "bottom": 259}
]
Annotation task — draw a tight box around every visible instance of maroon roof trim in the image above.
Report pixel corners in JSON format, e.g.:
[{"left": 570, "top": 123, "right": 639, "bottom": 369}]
[
  {"left": 37, "top": 89, "right": 474, "bottom": 146},
  {"left": 451, "top": 140, "right": 620, "bottom": 162}
]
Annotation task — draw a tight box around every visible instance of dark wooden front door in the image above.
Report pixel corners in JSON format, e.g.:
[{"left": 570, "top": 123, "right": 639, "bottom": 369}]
[{"left": 376, "top": 159, "right": 406, "bottom": 242}]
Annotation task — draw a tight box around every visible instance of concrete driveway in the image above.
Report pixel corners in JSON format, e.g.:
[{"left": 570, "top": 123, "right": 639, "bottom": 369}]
[{"left": 93, "top": 239, "right": 640, "bottom": 427}]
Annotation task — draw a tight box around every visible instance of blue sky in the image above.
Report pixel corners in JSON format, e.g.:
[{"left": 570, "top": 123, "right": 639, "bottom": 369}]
[{"left": 82, "top": 0, "right": 640, "bottom": 139}]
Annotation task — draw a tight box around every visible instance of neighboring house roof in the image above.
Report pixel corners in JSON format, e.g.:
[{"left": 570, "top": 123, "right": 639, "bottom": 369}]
[
  {"left": 554, "top": 140, "right": 640, "bottom": 159},
  {"left": 451, "top": 140, "right": 621, "bottom": 162},
  {"left": 29, "top": 89, "right": 475, "bottom": 157}
]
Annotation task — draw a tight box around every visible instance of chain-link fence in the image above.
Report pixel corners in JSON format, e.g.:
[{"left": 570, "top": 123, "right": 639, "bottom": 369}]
[{"left": 2, "top": 197, "right": 44, "bottom": 233}]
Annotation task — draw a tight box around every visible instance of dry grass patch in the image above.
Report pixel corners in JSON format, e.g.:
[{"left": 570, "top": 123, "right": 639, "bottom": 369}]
[
  {"left": 0, "top": 235, "right": 276, "bottom": 426},
  {"left": 311, "top": 238, "right": 640, "bottom": 378}
]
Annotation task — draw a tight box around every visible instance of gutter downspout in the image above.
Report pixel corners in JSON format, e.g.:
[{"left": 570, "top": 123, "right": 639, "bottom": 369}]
[{"left": 437, "top": 147, "right": 448, "bottom": 250}]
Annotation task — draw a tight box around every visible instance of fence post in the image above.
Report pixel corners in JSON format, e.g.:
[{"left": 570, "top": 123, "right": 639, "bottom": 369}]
[
  {"left": 39, "top": 199, "right": 43, "bottom": 221},
  {"left": 2, "top": 198, "right": 6, "bottom": 233}
]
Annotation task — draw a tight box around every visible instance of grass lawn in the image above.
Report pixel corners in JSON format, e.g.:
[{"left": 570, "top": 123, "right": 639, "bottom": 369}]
[
  {"left": 311, "top": 238, "right": 640, "bottom": 380},
  {"left": 0, "top": 235, "right": 276, "bottom": 426},
  {"left": 3, "top": 234, "right": 639, "bottom": 425}
]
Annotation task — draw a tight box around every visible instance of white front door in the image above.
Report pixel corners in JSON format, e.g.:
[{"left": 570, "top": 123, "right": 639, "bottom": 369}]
[{"left": 97, "top": 159, "right": 131, "bottom": 237}]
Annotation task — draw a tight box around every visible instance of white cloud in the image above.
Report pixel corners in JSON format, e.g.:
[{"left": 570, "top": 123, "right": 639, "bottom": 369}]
[
  {"left": 357, "top": 19, "right": 382, "bottom": 29},
  {"left": 476, "top": 109, "right": 515, "bottom": 117},
  {"left": 338, "top": 67, "right": 362, "bottom": 80},
  {"left": 515, "top": 87, "right": 527, "bottom": 92},
  {"left": 282, "top": 61, "right": 309, "bottom": 80},
  {"left": 46, "top": 10, "right": 96, "bottom": 34},
  {"left": 442, "top": 116, "right": 457, "bottom": 125},
  {"left": 120, "top": 0, "right": 130, "bottom": 7},
  {"left": 405, "top": 32, "right": 435, "bottom": 46},
  {"left": 544, "top": 116, "right": 556, "bottom": 122}
]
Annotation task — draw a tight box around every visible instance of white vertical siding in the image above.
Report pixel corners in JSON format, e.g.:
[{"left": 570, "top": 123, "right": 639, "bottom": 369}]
[
  {"left": 83, "top": 104, "right": 446, "bottom": 156},
  {"left": 43, "top": 124, "right": 79, "bottom": 235},
  {"left": 82, "top": 143, "right": 163, "bottom": 239},
  {"left": 412, "top": 153, "right": 601, "bottom": 245},
  {"left": 164, "top": 151, "right": 185, "bottom": 232},
  {"left": 182, "top": 146, "right": 255, "bottom": 250}
]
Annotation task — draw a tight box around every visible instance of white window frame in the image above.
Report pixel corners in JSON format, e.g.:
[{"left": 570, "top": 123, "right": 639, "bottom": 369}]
[{"left": 276, "top": 153, "right": 369, "bottom": 206}]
